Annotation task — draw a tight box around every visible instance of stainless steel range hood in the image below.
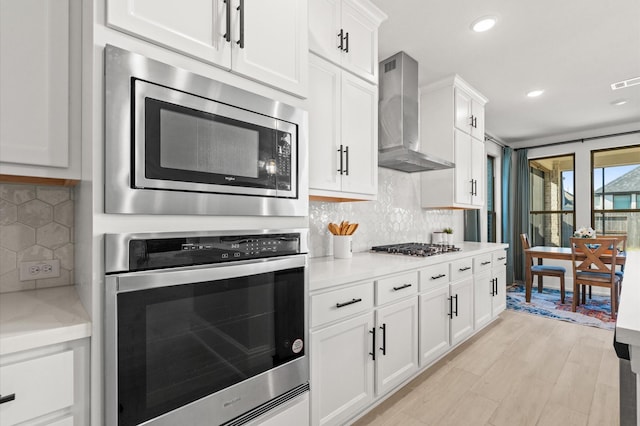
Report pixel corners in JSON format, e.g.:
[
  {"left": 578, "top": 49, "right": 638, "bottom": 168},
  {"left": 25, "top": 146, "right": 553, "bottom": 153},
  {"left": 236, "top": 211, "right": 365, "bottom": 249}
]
[{"left": 378, "top": 52, "right": 454, "bottom": 173}]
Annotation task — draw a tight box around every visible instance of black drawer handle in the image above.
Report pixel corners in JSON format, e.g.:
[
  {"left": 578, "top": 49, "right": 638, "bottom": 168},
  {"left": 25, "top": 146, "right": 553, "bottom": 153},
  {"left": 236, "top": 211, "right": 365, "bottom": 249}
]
[
  {"left": 481, "top": 261, "right": 491, "bottom": 266},
  {"left": 393, "top": 283, "right": 412, "bottom": 291},
  {"left": 0, "top": 394, "right": 16, "bottom": 404},
  {"left": 431, "top": 273, "right": 446, "bottom": 280},
  {"left": 459, "top": 266, "right": 471, "bottom": 272},
  {"left": 498, "top": 256, "right": 506, "bottom": 261},
  {"left": 336, "top": 298, "right": 362, "bottom": 308},
  {"left": 380, "top": 323, "right": 386, "bottom": 355}
]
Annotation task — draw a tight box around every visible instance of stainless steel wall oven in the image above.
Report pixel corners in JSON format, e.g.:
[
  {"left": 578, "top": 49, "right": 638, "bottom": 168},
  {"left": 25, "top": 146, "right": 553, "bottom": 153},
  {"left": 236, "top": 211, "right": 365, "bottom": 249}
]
[
  {"left": 104, "top": 45, "right": 308, "bottom": 216},
  {"left": 104, "top": 230, "right": 309, "bottom": 426}
]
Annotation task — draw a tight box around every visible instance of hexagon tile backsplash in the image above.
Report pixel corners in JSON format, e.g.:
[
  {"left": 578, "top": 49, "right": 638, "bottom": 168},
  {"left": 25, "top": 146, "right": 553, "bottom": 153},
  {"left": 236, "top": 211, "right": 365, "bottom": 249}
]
[
  {"left": 309, "top": 168, "right": 460, "bottom": 258},
  {"left": 0, "top": 183, "right": 74, "bottom": 293}
]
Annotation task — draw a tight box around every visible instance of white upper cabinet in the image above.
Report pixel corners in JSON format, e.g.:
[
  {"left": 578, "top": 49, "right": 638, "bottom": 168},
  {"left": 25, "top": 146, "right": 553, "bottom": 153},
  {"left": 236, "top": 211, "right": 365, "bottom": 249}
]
[
  {"left": 106, "top": 0, "right": 309, "bottom": 97},
  {"left": 308, "top": 54, "right": 378, "bottom": 200},
  {"left": 309, "top": 0, "right": 386, "bottom": 83},
  {"left": 420, "top": 75, "right": 488, "bottom": 209},
  {"left": 0, "top": 0, "right": 81, "bottom": 180}
]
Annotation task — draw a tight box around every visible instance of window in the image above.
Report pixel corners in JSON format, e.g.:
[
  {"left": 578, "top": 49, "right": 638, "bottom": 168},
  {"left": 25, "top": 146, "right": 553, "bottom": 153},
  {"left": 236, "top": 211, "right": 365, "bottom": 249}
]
[
  {"left": 529, "top": 155, "right": 575, "bottom": 247},
  {"left": 487, "top": 155, "right": 496, "bottom": 242},
  {"left": 592, "top": 145, "right": 640, "bottom": 250}
]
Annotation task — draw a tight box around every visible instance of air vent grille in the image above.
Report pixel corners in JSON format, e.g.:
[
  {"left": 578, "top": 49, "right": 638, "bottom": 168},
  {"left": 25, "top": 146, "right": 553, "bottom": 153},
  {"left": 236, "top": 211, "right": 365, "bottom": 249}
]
[
  {"left": 611, "top": 76, "right": 640, "bottom": 90},
  {"left": 384, "top": 60, "right": 396, "bottom": 73}
]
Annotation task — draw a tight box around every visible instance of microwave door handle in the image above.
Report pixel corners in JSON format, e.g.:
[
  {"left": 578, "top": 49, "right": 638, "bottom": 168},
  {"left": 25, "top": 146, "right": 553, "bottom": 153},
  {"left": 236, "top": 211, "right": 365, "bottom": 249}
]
[
  {"left": 236, "top": 0, "right": 245, "bottom": 48},
  {"left": 223, "top": 0, "right": 231, "bottom": 42}
]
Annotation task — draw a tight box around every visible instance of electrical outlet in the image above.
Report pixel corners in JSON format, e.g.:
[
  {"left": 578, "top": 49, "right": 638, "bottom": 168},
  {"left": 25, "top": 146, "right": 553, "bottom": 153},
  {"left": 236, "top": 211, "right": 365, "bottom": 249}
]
[{"left": 19, "top": 259, "right": 61, "bottom": 281}]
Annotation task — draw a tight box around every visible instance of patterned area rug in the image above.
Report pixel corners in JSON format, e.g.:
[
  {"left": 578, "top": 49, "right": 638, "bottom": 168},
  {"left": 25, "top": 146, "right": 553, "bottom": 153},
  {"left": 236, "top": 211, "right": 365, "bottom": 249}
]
[{"left": 507, "top": 284, "right": 615, "bottom": 330}]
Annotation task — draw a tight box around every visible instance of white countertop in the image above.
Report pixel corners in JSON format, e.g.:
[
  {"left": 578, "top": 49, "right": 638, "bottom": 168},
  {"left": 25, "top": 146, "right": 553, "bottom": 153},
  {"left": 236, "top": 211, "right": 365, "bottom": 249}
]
[
  {"left": 615, "top": 251, "right": 640, "bottom": 346},
  {"left": 0, "top": 285, "right": 91, "bottom": 356},
  {"left": 309, "top": 242, "right": 508, "bottom": 291}
]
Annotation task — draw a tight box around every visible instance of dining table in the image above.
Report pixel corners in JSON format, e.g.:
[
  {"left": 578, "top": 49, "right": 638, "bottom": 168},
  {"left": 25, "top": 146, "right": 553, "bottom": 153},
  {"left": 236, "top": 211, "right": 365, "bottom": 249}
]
[{"left": 524, "top": 245, "right": 626, "bottom": 303}]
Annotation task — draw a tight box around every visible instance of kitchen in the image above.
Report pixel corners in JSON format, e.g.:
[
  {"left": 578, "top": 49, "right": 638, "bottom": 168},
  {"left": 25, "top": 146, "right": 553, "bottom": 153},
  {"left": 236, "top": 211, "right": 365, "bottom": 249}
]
[{"left": 0, "top": 0, "right": 639, "bottom": 425}]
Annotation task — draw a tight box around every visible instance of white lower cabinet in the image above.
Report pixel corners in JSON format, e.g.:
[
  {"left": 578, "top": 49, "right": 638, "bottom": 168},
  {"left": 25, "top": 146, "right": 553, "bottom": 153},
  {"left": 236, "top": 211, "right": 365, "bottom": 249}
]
[
  {"left": 310, "top": 313, "right": 375, "bottom": 426},
  {"left": 418, "top": 284, "right": 450, "bottom": 367},
  {"left": 449, "top": 277, "right": 474, "bottom": 346},
  {"left": 0, "top": 339, "right": 88, "bottom": 426},
  {"left": 375, "top": 297, "right": 419, "bottom": 395},
  {"left": 474, "top": 250, "right": 507, "bottom": 328}
]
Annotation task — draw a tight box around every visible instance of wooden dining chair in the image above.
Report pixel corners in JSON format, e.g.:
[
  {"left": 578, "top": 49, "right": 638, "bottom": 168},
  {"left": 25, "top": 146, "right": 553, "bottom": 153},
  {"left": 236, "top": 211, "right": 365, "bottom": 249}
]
[
  {"left": 585, "top": 234, "right": 627, "bottom": 299},
  {"left": 520, "top": 233, "right": 567, "bottom": 303},
  {"left": 570, "top": 237, "right": 622, "bottom": 319}
]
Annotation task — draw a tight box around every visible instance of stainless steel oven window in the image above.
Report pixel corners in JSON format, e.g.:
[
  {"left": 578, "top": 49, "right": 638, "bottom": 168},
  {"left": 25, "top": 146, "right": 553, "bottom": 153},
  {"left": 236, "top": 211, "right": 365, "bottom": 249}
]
[{"left": 104, "top": 255, "right": 308, "bottom": 426}]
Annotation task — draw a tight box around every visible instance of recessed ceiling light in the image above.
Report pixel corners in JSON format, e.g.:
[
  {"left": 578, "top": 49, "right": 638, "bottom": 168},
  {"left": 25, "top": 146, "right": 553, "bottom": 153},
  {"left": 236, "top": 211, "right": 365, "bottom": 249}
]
[
  {"left": 471, "top": 16, "right": 497, "bottom": 32},
  {"left": 612, "top": 99, "right": 628, "bottom": 106},
  {"left": 527, "top": 89, "right": 544, "bottom": 98}
]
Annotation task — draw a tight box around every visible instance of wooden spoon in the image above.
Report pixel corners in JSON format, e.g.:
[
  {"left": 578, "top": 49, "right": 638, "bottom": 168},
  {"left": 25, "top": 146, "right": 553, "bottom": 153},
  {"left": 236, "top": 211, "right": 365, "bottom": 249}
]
[
  {"left": 328, "top": 223, "right": 339, "bottom": 235},
  {"left": 347, "top": 223, "right": 358, "bottom": 235}
]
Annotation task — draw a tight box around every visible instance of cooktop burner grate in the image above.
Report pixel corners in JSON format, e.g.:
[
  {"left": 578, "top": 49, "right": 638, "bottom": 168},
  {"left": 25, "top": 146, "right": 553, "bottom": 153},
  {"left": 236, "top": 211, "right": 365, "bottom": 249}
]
[{"left": 370, "top": 242, "right": 461, "bottom": 257}]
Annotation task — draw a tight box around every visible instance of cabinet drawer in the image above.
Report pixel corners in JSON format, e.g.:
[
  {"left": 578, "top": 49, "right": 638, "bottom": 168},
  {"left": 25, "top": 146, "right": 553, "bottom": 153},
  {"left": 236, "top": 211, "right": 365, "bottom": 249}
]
[
  {"left": 0, "top": 350, "right": 74, "bottom": 425},
  {"left": 451, "top": 258, "right": 473, "bottom": 282},
  {"left": 376, "top": 271, "right": 418, "bottom": 306},
  {"left": 419, "top": 263, "right": 450, "bottom": 292},
  {"left": 492, "top": 251, "right": 507, "bottom": 267},
  {"left": 474, "top": 253, "right": 493, "bottom": 272},
  {"left": 311, "top": 282, "right": 374, "bottom": 328}
]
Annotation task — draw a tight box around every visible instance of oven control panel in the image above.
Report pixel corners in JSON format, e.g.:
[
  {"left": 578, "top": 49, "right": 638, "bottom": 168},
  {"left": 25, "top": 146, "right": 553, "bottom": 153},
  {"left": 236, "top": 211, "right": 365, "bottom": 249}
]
[{"left": 128, "top": 233, "right": 302, "bottom": 271}]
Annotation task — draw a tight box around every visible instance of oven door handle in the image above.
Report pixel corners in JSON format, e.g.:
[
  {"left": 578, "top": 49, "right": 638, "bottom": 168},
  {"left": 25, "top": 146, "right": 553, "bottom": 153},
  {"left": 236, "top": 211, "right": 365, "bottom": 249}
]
[{"left": 112, "top": 254, "right": 307, "bottom": 293}]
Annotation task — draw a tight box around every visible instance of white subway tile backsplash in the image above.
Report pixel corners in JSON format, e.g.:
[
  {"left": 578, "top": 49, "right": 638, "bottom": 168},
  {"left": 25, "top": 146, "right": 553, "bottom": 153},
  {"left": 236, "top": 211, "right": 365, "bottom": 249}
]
[
  {"left": 308, "top": 168, "right": 458, "bottom": 258},
  {"left": 0, "top": 183, "right": 74, "bottom": 293}
]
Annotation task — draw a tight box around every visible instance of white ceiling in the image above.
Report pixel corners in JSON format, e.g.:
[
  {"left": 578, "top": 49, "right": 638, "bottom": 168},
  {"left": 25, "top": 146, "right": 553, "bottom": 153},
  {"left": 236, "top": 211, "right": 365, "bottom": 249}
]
[{"left": 370, "top": 0, "right": 640, "bottom": 147}]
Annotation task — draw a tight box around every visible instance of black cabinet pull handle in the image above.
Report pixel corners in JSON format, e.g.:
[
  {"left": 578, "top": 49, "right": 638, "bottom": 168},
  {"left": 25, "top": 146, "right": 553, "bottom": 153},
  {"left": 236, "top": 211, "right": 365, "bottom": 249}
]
[
  {"left": 336, "top": 298, "right": 362, "bottom": 308},
  {"left": 380, "top": 324, "right": 386, "bottom": 355},
  {"left": 344, "top": 146, "right": 349, "bottom": 175},
  {"left": 369, "top": 327, "right": 376, "bottom": 361},
  {"left": 490, "top": 278, "right": 496, "bottom": 296},
  {"left": 498, "top": 256, "right": 506, "bottom": 261},
  {"left": 337, "top": 144, "right": 344, "bottom": 175},
  {"left": 469, "top": 115, "right": 474, "bottom": 127},
  {"left": 459, "top": 266, "right": 471, "bottom": 272},
  {"left": 393, "top": 283, "right": 412, "bottom": 291},
  {"left": 454, "top": 294, "right": 459, "bottom": 317},
  {"left": 0, "top": 394, "right": 15, "bottom": 404},
  {"left": 236, "top": 0, "right": 245, "bottom": 48},
  {"left": 448, "top": 296, "right": 453, "bottom": 319},
  {"left": 337, "top": 29, "right": 344, "bottom": 50},
  {"left": 431, "top": 273, "right": 446, "bottom": 280},
  {"left": 223, "top": 0, "right": 231, "bottom": 42},
  {"left": 481, "top": 261, "right": 491, "bottom": 266},
  {"left": 344, "top": 31, "right": 349, "bottom": 52}
]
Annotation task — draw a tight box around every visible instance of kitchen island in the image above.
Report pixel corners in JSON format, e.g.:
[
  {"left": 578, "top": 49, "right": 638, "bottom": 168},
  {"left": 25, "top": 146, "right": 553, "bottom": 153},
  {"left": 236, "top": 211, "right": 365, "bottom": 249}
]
[{"left": 613, "top": 251, "right": 640, "bottom": 424}]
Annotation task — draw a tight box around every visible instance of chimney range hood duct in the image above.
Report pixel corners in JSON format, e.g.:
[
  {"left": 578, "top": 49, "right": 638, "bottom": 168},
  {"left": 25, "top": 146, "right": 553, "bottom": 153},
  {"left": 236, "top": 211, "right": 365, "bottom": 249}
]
[{"left": 378, "top": 52, "right": 454, "bottom": 173}]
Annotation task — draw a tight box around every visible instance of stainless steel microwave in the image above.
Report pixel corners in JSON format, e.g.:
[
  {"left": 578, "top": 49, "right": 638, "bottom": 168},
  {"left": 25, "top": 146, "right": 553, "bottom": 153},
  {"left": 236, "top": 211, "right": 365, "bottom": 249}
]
[{"left": 104, "top": 45, "right": 308, "bottom": 216}]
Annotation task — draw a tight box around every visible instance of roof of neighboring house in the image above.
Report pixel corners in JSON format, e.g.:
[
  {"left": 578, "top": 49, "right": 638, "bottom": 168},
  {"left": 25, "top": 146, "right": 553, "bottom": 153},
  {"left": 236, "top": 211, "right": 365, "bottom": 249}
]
[{"left": 595, "top": 165, "right": 640, "bottom": 194}]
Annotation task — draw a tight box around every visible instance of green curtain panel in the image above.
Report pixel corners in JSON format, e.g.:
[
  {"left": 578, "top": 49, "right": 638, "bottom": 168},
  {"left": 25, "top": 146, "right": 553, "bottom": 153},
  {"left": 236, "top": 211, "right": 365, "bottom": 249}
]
[
  {"left": 513, "top": 149, "right": 529, "bottom": 282},
  {"left": 501, "top": 146, "right": 513, "bottom": 284}
]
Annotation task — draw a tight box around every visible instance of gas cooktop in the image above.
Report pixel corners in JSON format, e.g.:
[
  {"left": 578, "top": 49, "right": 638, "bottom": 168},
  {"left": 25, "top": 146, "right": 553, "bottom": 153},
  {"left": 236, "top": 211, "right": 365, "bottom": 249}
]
[{"left": 370, "top": 242, "right": 461, "bottom": 257}]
